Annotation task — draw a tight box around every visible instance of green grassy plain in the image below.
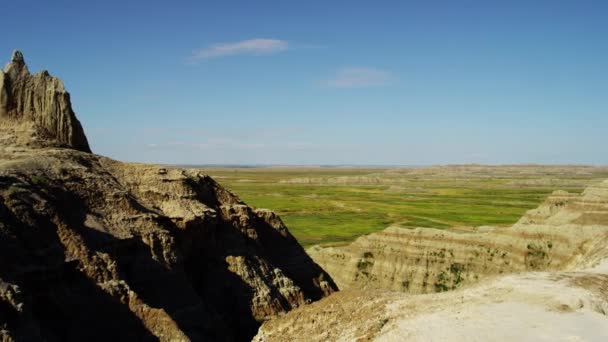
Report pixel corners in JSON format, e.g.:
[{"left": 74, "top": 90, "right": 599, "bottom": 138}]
[{"left": 197, "top": 165, "right": 608, "bottom": 247}]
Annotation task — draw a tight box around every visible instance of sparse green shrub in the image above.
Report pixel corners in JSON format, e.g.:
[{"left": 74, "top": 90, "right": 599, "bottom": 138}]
[
  {"left": 356, "top": 259, "right": 373, "bottom": 270},
  {"left": 449, "top": 263, "right": 465, "bottom": 285},
  {"left": 30, "top": 174, "right": 49, "bottom": 186},
  {"left": 526, "top": 243, "right": 547, "bottom": 258},
  {"left": 526, "top": 243, "right": 548, "bottom": 268},
  {"left": 434, "top": 283, "right": 449, "bottom": 292}
]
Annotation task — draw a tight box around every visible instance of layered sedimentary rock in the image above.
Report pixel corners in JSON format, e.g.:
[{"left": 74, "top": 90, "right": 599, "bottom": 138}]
[
  {"left": 255, "top": 260, "right": 608, "bottom": 341},
  {"left": 256, "top": 181, "right": 608, "bottom": 341},
  {"left": 309, "top": 181, "right": 608, "bottom": 294},
  {"left": 0, "top": 50, "right": 90, "bottom": 152},
  {"left": 0, "top": 52, "right": 336, "bottom": 342}
]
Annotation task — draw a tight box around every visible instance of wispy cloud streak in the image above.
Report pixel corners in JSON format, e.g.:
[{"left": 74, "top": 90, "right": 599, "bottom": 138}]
[{"left": 187, "top": 38, "right": 288, "bottom": 62}]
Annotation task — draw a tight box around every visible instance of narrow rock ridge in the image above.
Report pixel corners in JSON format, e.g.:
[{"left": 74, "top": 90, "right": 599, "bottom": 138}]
[
  {"left": 308, "top": 180, "right": 608, "bottom": 294},
  {"left": 0, "top": 50, "right": 90, "bottom": 152}
]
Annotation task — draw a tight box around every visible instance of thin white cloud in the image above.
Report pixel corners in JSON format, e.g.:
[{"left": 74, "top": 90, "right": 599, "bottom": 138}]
[
  {"left": 188, "top": 38, "right": 288, "bottom": 62},
  {"left": 322, "top": 67, "right": 394, "bottom": 88}
]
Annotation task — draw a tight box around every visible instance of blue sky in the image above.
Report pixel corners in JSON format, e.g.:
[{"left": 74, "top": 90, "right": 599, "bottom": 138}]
[{"left": 1, "top": 0, "right": 607, "bottom": 165}]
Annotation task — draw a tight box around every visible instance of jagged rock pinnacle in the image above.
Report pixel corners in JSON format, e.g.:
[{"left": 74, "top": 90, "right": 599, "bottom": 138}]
[
  {"left": 0, "top": 50, "right": 91, "bottom": 152},
  {"left": 4, "top": 50, "right": 29, "bottom": 76},
  {"left": 11, "top": 50, "right": 24, "bottom": 63}
]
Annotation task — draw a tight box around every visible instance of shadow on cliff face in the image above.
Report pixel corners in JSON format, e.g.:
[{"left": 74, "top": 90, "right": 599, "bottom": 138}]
[
  {"left": 252, "top": 212, "right": 338, "bottom": 298},
  {"left": 0, "top": 176, "right": 157, "bottom": 341},
  {"left": 183, "top": 248, "right": 260, "bottom": 341},
  {"left": 184, "top": 175, "right": 338, "bottom": 298},
  {"left": 79, "top": 228, "right": 251, "bottom": 341},
  {"left": 25, "top": 261, "right": 159, "bottom": 342},
  {"left": 1, "top": 160, "right": 338, "bottom": 342},
  {"left": 51, "top": 177, "right": 254, "bottom": 341},
  {"left": 0, "top": 172, "right": 268, "bottom": 341}
]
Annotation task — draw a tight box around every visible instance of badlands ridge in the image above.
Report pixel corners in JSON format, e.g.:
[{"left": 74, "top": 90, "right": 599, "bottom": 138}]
[{"left": 0, "top": 52, "right": 336, "bottom": 341}]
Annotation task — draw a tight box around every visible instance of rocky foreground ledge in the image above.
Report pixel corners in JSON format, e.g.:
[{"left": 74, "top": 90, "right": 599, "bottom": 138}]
[{"left": 0, "top": 52, "right": 336, "bottom": 342}]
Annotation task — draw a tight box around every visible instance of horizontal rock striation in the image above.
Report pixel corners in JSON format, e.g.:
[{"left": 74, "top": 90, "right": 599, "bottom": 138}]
[
  {"left": 257, "top": 181, "right": 608, "bottom": 341},
  {"left": 309, "top": 180, "right": 608, "bottom": 294},
  {"left": 0, "top": 51, "right": 90, "bottom": 152}
]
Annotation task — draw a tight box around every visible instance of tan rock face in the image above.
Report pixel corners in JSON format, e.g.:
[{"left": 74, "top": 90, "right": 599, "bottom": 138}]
[
  {"left": 257, "top": 181, "right": 608, "bottom": 342},
  {"left": 308, "top": 181, "right": 608, "bottom": 294},
  {"left": 0, "top": 51, "right": 90, "bottom": 152},
  {"left": 0, "top": 53, "right": 336, "bottom": 341}
]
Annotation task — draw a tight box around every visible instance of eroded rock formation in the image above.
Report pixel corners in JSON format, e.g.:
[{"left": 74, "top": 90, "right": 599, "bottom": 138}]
[
  {"left": 256, "top": 181, "right": 608, "bottom": 341},
  {"left": 0, "top": 52, "right": 336, "bottom": 342},
  {"left": 0, "top": 50, "right": 90, "bottom": 152},
  {"left": 308, "top": 181, "right": 608, "bottom": 293}
]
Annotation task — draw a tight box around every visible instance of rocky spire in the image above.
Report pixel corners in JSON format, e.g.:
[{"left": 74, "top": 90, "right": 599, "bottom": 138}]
[
  {"left": 4, "top": 50, "right": 29, "bottom": 77},
  {"left": 11, "top": 50, "right": 24, "bottom": 62},
  {"left": 0, "top": 50, "right": 91, "bottom": 152}
]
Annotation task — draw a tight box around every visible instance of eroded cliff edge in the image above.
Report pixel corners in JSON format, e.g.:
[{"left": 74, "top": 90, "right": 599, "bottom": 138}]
[{"left": 0, "top": 52, "right": 336, "bottom": 342}]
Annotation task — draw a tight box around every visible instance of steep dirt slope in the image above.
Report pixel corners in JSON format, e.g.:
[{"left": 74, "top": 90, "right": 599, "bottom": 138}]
[
  {"left": 256, "top": 181, "right": 608, "bottom": 341},
  {"left": 0, "top": 52, "right": 336, "bottom": 342},
  {"left": 308, "top": 182, "right": 608, "bottom": 293}
]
